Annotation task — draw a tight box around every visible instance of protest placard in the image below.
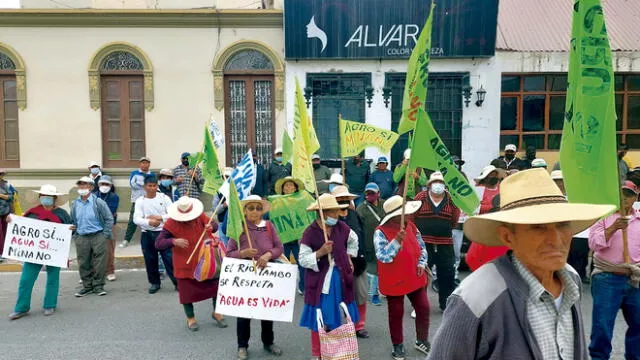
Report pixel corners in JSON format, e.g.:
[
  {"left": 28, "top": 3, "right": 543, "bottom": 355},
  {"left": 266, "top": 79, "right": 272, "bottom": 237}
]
[
  {"left": 2, "top": 215, "right": 73, "bottom": 268},
  {"left": 215, "top": 257, "right": 298, "bottom": 322},
  {"left": 340, "top": 119, "right": 399, "bottom": 157},
  {"left": 268, "top": 191, "right": 317, "bottom": 244}
]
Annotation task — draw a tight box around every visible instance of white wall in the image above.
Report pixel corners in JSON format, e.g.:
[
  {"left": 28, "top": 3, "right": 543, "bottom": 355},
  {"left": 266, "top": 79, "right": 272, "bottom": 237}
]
[
  {"left": 284, "top": 56, "right": 501, "bottom": 182},
  {"left": 498, "top": 50, "right": 640, "bottom": 73}
]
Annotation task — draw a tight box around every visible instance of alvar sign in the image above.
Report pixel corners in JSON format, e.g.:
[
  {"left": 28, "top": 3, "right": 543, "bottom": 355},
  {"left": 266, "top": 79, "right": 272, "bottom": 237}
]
[{"left": 284, "top": 0, "right": 498, "bottom": 59}]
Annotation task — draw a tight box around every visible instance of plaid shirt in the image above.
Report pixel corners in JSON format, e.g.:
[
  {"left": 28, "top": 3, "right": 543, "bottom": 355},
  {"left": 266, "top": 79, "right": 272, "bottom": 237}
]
[
  {"left": 512, "top": 256, "right": 580, "bottom": 360},
  {"left": 373, "top": 228, "right": 427, "bottom": 266},
  {"left": 173, "top": 165, "right": 203, "bottom": 198}
]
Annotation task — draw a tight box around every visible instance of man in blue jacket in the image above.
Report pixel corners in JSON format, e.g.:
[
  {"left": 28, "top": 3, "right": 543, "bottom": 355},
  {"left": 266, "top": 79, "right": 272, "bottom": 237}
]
[
  {"left": 121, "top": 157, "right": 153, "bottom": 247},
  {"left": 370, "top": 156, "right": 395, "bottom": 200}
]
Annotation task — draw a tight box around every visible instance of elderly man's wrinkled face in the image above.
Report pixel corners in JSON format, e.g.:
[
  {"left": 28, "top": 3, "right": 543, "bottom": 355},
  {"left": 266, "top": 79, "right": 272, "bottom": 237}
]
[{"left": 498, "top": 222, "right": 572, "bottom": 273}]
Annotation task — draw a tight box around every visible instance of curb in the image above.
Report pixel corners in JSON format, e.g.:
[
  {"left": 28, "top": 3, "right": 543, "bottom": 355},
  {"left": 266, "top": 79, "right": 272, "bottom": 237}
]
[
  {"left": 0, "top": 255, "right": 146, "bottom": 273},
  {"left": 0, "top": 263, "right": 23, "bottom": 272}
]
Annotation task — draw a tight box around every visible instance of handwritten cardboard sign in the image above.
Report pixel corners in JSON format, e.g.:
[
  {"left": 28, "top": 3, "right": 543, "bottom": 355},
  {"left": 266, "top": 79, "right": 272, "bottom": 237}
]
[
  {"left": 2, "top": 215, "right": 73, "bottom": 268},
  {"left": 215, "top": 257, "right": 298, "bottom": 322}
]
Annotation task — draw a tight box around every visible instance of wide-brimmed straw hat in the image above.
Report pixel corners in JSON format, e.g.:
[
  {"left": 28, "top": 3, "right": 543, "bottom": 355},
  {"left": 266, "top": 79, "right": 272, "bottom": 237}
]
[
  {"left": 275, "top": 176, "right": 305, "bottom": 195},
  {"left": 331, "top": 185, "right": 358, "bottom": 200},
  {"left": 32, "top": 184, "right": 65, "bottom": 196},
  {"left": 380, "top": 195, "right": 421, "bottom": 225},
  {"left": 475, "top": 165, "right": 506, "bottom": 181},
  {"left": 464, "top": 168, "right": 615, "bottom": 246},
  {"left": 240, "top": 195, "right": 271, "bottom": 212},
  {"left": 167, "top": 196, "right": 204, "bottom": 222},
  {"left": 306, "top": 193, "right": 349, "bottom": 211}
]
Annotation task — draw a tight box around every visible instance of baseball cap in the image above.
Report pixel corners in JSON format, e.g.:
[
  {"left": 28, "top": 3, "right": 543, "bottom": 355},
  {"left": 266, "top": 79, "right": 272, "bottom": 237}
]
[
  {"left": 274, "top": 148, "right": 283, "bottom": 155},
  {"left": 365, "top": 183, "right": 380, "bottom": 193},
  {"left": 88, "top": 161, "right": 100, "bottom": 168},
  {"left": 622, "top": 180, "right": 638, "bottom": 195},
  {"left": 504, "top": 144, "right": 517, "bottom": 152},
  {"left": 531, "top": 158, "right": 548, "bottom": 168},
  {"left": 98, "top": 175, "right": 113, "bottom": 185},
  {"left": 550, "top": 170, "right": 563, "bottom": 180},
  {"left": 159, "top": 168, "right": 173, "bottom": 177},
  {"left": 377, "top": 156, "right": 389, "bottom": 164},
  {"left": 139, "top": 156, "right": 151, "bottom": 162},
  {"left": 181, "top": 152, "right": 190, "bottom": 159},
  {"left": 312, "top": 154, "right": 320, "bottom": 160},
  {"left": 76, "top": 176, "right": 95, "bottom": 185}
]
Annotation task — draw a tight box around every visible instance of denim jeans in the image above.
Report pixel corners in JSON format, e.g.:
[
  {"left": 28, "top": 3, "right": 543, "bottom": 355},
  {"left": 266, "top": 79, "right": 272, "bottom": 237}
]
[
  {"left": 283, "top": 241, "right": 304, "bottom": 292},
  {"left": 589, "top": 272, "right": 640, "bottom": 360}
]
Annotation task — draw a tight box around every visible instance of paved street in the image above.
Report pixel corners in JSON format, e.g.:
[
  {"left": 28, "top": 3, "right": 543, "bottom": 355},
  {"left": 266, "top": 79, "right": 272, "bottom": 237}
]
[{"left": 0, "top": 270, "right": 630, "bottom": 360}]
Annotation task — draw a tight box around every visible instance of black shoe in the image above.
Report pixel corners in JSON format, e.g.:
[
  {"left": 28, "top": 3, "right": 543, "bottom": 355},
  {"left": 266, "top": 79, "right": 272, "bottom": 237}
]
[
  {"left": 75, "top": 288, "right": 93, "bottom": 297},
  {"left": 392, "top": 344, "right": 406, "bottom": 360},
  {"left": 356, "top": 329, "right": 370, "bottom": 338},
  {"left": 149, "top": 284, "right": 161, "bottom": 294},
  {"left": 94, "top": 288, "right": 107, "bottom": 296},
  {"left": 414, "top": 340, "right": 431, "bottom": 355}
]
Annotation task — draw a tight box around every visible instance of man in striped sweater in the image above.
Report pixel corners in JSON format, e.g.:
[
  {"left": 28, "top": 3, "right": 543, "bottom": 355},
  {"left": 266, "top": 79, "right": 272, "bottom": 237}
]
[{"left": 413, "top": 172, "right": 460, "bottom": 311}]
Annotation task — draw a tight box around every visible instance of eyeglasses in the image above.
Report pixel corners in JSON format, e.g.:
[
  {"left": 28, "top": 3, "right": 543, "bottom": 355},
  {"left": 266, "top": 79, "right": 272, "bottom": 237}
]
[{"left": 246, "top": 205, "right": 263, "bottom": 212}]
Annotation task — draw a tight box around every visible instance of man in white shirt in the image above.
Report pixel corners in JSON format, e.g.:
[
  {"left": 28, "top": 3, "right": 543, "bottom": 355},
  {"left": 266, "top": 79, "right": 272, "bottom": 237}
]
[{"left": 133, "top": 175, "right": 176, "bottom": 294}]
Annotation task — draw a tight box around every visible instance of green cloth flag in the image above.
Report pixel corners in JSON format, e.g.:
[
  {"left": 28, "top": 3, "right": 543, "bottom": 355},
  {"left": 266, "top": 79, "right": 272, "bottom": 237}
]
[
  {"left": 267, "top": 192, "right": 317, "bottom": 244},
  {"left": 340, "top": 118, "right": 399, "bottom": 157},
  {"left": 560, "top": 0, "right": 619, "bottom": 207},
  {"left": 398, "top": 2, "right": 434, "bottom": 135},
  {"left": 188, "top": 152, "right": 203, "bottom": 168},
  {"left": 201, "top": 126, "right": 224, "bottom": 195},
  {"left": 292, "top": 78, "right": 320, "bottom": 192},
  {"left": 226, "top": 180, "right": 245, "bottom": 246},
  {"left": 410, "top": 109, "right": 479, "bottom": 215},
  {"left": 282, "top": 130, "right": 293, "bottom": 165}
]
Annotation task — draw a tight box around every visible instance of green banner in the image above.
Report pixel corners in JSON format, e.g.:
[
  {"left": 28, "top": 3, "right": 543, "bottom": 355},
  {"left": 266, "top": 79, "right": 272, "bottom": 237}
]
[
  {"left": 340, "top": 119, "right": 399, "bottom": 157},
  {"left": 559, "top": 0, "right": 619, "bottom": 207},
  {"left": 268, "top": 191, "right": 317, "bottom": 244},
  {"left": 410, "top": 109, "right": 479, "bottom": 215}
]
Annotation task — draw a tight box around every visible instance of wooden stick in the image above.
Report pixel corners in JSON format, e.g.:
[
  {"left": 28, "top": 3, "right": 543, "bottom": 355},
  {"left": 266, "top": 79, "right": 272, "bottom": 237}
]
[
  {"left": 620, "top": 186, "right": 631, "bottom": 263},
  {"left": 399, "top": 156, "right": 411, "bottom": 230},
  {"left": 339, "top": 114, "right": 346, "bottom": 178},
  {"left": 186, "top": 198, "right": 224, "bottom": 264},
  {"left": 185, "top": 160, "right": 201, "bottom": 198}
]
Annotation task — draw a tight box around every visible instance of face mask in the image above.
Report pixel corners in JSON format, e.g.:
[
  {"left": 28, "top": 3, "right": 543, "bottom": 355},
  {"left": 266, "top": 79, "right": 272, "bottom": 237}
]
[
  {"left": 313, "top": 163, "right": 320, "bottom": 170},
  {"left": 99, "top": 185, "right": 111, "bottom": 194},
  {"left": 160, "top": 179, "right": 173, "bottom": 188},
  {"left": 40, "top": 196, "right": 54, "bottom": 207},
  {"left": 486, "top": 177, "right": 499, "bottom": 186},
  {"left": 90, "top": 168, "right": 100, "bottom": 175},
  {"left": 328, "top": 184, "right": 338, "bottom": 193},
  {"left": 275, "top": 157, "right": 283, "bottom": 163},
  {"left": 431, "top": 183, "right": 446, "bottom": 195},
  {"left": 365, "top": 193, "right": 379, "bottom": 203},
  {"left": 181, "top": 159, "right": 189, "bottom": 166},
  {"left": 324, "top": 217, "right": 338, "bottom": 226},
  {"left": 505, "top": 154, "right": 515, "bottom": 161},
  {"left": 77, "top": 188, "right": 90, "bottom": 196}
]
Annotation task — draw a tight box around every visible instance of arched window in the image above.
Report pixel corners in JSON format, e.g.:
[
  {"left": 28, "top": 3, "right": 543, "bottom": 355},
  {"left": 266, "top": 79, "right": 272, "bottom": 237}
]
[
  {"left": 89, "top": 42, "right": 153, "bottom": 168},
  {"left": 0, "top": 43, "right": 26, "bottom": 168}
]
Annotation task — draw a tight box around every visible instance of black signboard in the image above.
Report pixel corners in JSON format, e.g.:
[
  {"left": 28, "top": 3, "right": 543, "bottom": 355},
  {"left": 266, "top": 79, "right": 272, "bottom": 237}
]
[{"left": 284, "top": 0, "right": 498, "bottom": 59}]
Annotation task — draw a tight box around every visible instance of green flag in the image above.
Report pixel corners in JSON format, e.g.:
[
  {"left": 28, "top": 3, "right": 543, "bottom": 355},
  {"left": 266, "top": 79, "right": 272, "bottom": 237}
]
[
  {"left": 188, "top": 152, "right": 203, "bottom": 168},
  {"left": 282, "top": 130, "right": 293, "bottom": 165},
  {"left": 559, "top": 0, "right": 619, "bottom": 207},
  {"left": 397, "top": 2, "right": 434, "bottom": 135},
  {"left": 410, "top": 109, "right": 479, "bottom": 215},
  {"left": 292, "top": 78, "right": 320, "bottom": 192},
  {"left": 226, "top": 180, "right": 245, "bottom": 246},
  {"left": 267, "top": 192, "right": 317, "bottom": 244},
  {"left": 201, "top": 126, "right": 224, "bottom": 195},
  {"left": 340, "top": 118, "right": 399, "bottom": 157}
]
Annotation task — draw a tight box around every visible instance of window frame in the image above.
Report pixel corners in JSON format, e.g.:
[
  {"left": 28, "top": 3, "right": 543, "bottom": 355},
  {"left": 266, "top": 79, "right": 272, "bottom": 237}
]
[{"left": 0, "top": 75, "right": 20, "bottom": 168}]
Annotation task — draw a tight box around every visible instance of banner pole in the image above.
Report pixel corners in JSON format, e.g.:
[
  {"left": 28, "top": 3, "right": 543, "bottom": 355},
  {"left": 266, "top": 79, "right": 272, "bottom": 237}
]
[
  {"left": 400, "top": 131, "right": 413, "bottom": 230},
  {"left": 339, "top": 114, "right": 346, "bottom": 178}
]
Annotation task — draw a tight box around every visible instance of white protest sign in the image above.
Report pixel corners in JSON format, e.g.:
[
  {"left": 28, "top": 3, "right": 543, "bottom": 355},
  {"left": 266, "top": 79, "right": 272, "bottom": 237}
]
[
  {"left": 2, "top": 215, "right": 73, "bottom": 268},
  {"left": 219, "top": 149, "right": 257, "bottom": 200},
  {"left": 209, "top": 116, "right": 225, "bottom": 149},
  {"left": 215, "top": 257, "right": 298, "bottom": 322}
]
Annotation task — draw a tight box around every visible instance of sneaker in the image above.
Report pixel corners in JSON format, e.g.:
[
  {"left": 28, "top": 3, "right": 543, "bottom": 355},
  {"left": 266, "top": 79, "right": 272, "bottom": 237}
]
[
  {"left": 264, "top": 344, "right": 283, "bottom": 356},
  {"left": 75, "top": 288, "right": 93, "bottom": 297},
  {"left": 411, "top": 310, "right": 416, "bottom": 319},
  {"left": 391, "top": 344, "right": 406, "bottom": 360},
  {"left": 414, "top": 340, "right": 431, "bottom": 356},
  {"left": 107, "top": 274, "right": 116, "bottom": 281},
  {"left": 297, "top": 288, "right": 304, "bottom": 296},
  {"left": 43, "top": 308, "right": 55, "bottom": 316},
  {"left": 94, "top": 288, "right": 107, "bottom": 296},
  {"left": 148, "top": 284, "right": 161, "bottom": 294},
  {"left": 237, "top": 348, "right": 248, "bottom": 360},
  {"left": 371, "top": 294, "right": 382, "bottom": 306},
  {"left": 119, "top": 240, "right": 129, "bottom": 248},
  {"left": 8, "top": 311, "right": 29, "bottom": 320}
]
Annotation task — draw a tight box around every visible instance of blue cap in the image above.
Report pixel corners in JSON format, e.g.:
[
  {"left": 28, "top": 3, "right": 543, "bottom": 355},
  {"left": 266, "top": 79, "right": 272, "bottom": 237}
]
[
  {"left": 364, "top": 183, "right": 380, "bottom": 193},
  {"left": 377, "top": 156, "right": 388, "bottom": 164},
  {"left": 181, "top": 152, "right": 190, "bottom": 159}
]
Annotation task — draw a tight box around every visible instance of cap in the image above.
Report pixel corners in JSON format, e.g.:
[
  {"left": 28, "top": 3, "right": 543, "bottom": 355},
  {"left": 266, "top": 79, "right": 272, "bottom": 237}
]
[
  {"left": 427, "top": 171, "right": 445, "bottom": 186},
  {"left": 159, "top": 168, "right": 173, "bottom": 177},
  {"left": 364, "top": 183, "right": 380, "bottom": 193},
  {"left": 505, "top": 144, "right": 517, "bottom": 152},
  {"left": 180, "top": 152, "right": 190, "bottom": 159},
  {"left": 144, "top": 175, "right": 158, "bottom": 184},
  {"left": 139, "top": 156, "right": 151, "bottom": 162},
  {"left": 622, "top": 180, "right": 639, "bottom": 194},
  {"left": 531, "top": 158, "right": 548, "bottom": 168},
  {"left": 274, "top": 148, "right": 283, "bottom": 155},
  {"left": 329, "top": 173, "right": 343, "bottom": 184},
  {"left": 88, "top": 161, "right": 100, "bottom": 168},
  {"left": 311, "top": 154, "right": 320, "bottom": 160},
  {"left": 377, "top": 156, "right": 389, "bottom": 164},
  {"left": 550, "top": 170, "right": 563, "bottom": 180},
  {"left": 76, "top": 176, "right": 95, "bottom": 185},
  {"left": 98, "top": 175, "right": 113, "bottom": 185}
]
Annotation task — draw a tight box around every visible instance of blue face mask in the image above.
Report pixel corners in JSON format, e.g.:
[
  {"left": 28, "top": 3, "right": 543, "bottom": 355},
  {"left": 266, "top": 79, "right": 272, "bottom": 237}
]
[
  {"left": 160, "top": 179, "right": 173, "bottom": 188},
  {"left": 40, "top": 196, "right": 54, "bottom": 207},
  {"left": 324, "top": 217, "right": 338, "bottom": 226},
  {"left": 328, "top": 184, "right": 338, "bottom": 193},
  {"left": 275, "top": 156, "right": 283, "bottom": 163}
]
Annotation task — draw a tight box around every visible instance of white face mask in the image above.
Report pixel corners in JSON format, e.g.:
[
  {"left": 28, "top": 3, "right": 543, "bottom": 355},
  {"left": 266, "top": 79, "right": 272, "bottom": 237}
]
[
  {"left": 430, "top": 183, "right": 446, "bottom": 195},
  {"left": 99, "top": 185, "right": 111, "bottom": 194},
  {"left": 77, "top": 188, "right": 90, "bottom": 196}
]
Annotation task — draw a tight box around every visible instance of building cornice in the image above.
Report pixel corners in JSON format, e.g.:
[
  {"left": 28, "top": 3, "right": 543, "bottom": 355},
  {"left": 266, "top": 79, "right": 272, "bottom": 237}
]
[{"left": 0, "top": 9, "right": 283, "bottom": 28}]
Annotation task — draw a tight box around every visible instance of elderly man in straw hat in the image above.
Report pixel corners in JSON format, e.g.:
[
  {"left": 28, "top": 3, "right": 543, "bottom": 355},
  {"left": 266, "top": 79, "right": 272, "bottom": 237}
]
[
  {"left": 588, "top": 180, "right": 640, "bottom": 360},
  {"left": 428, "top": 168, "right": 615, "bottom": 360},
  {"left": 375, "top": 195, "right": 430, "bottom": 359}
]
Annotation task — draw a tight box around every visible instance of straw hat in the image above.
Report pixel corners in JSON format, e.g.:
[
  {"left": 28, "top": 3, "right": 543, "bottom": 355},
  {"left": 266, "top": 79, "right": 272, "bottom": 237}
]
[
  {"left": 275, "top": 176, "right": 305, "bottom": 195},
  {"left": 32, "top": 184, "right": 65, "bottom": 196},
  {"left": 464, "top": 168, "right": 615, "bottom": 246},
  {"left": 240, "top": 195, "right": 271, "bottom": 212},
  {"left": 427, "top": 171, "right": 445, "bottom": 186},
  {"left": 306, "top": 193, "right": 349, "bottom": 211},
  {"left": 475, "top": 165, "right": 506, "bottom": 181},
  {"left": 167, "top": 196, "right": 204, "bottom": 222},
  {"left": 379, "top": 195, "right": 421, "bottom": 225},
  {"left": 331, "top": 185, "right": 358, "bottom": 200}
]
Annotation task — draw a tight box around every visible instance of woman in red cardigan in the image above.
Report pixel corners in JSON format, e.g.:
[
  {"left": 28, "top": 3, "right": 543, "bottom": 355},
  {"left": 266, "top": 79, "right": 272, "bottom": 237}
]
[{"left": 155, "top": 196, "right": 227, "bottom": 331}]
